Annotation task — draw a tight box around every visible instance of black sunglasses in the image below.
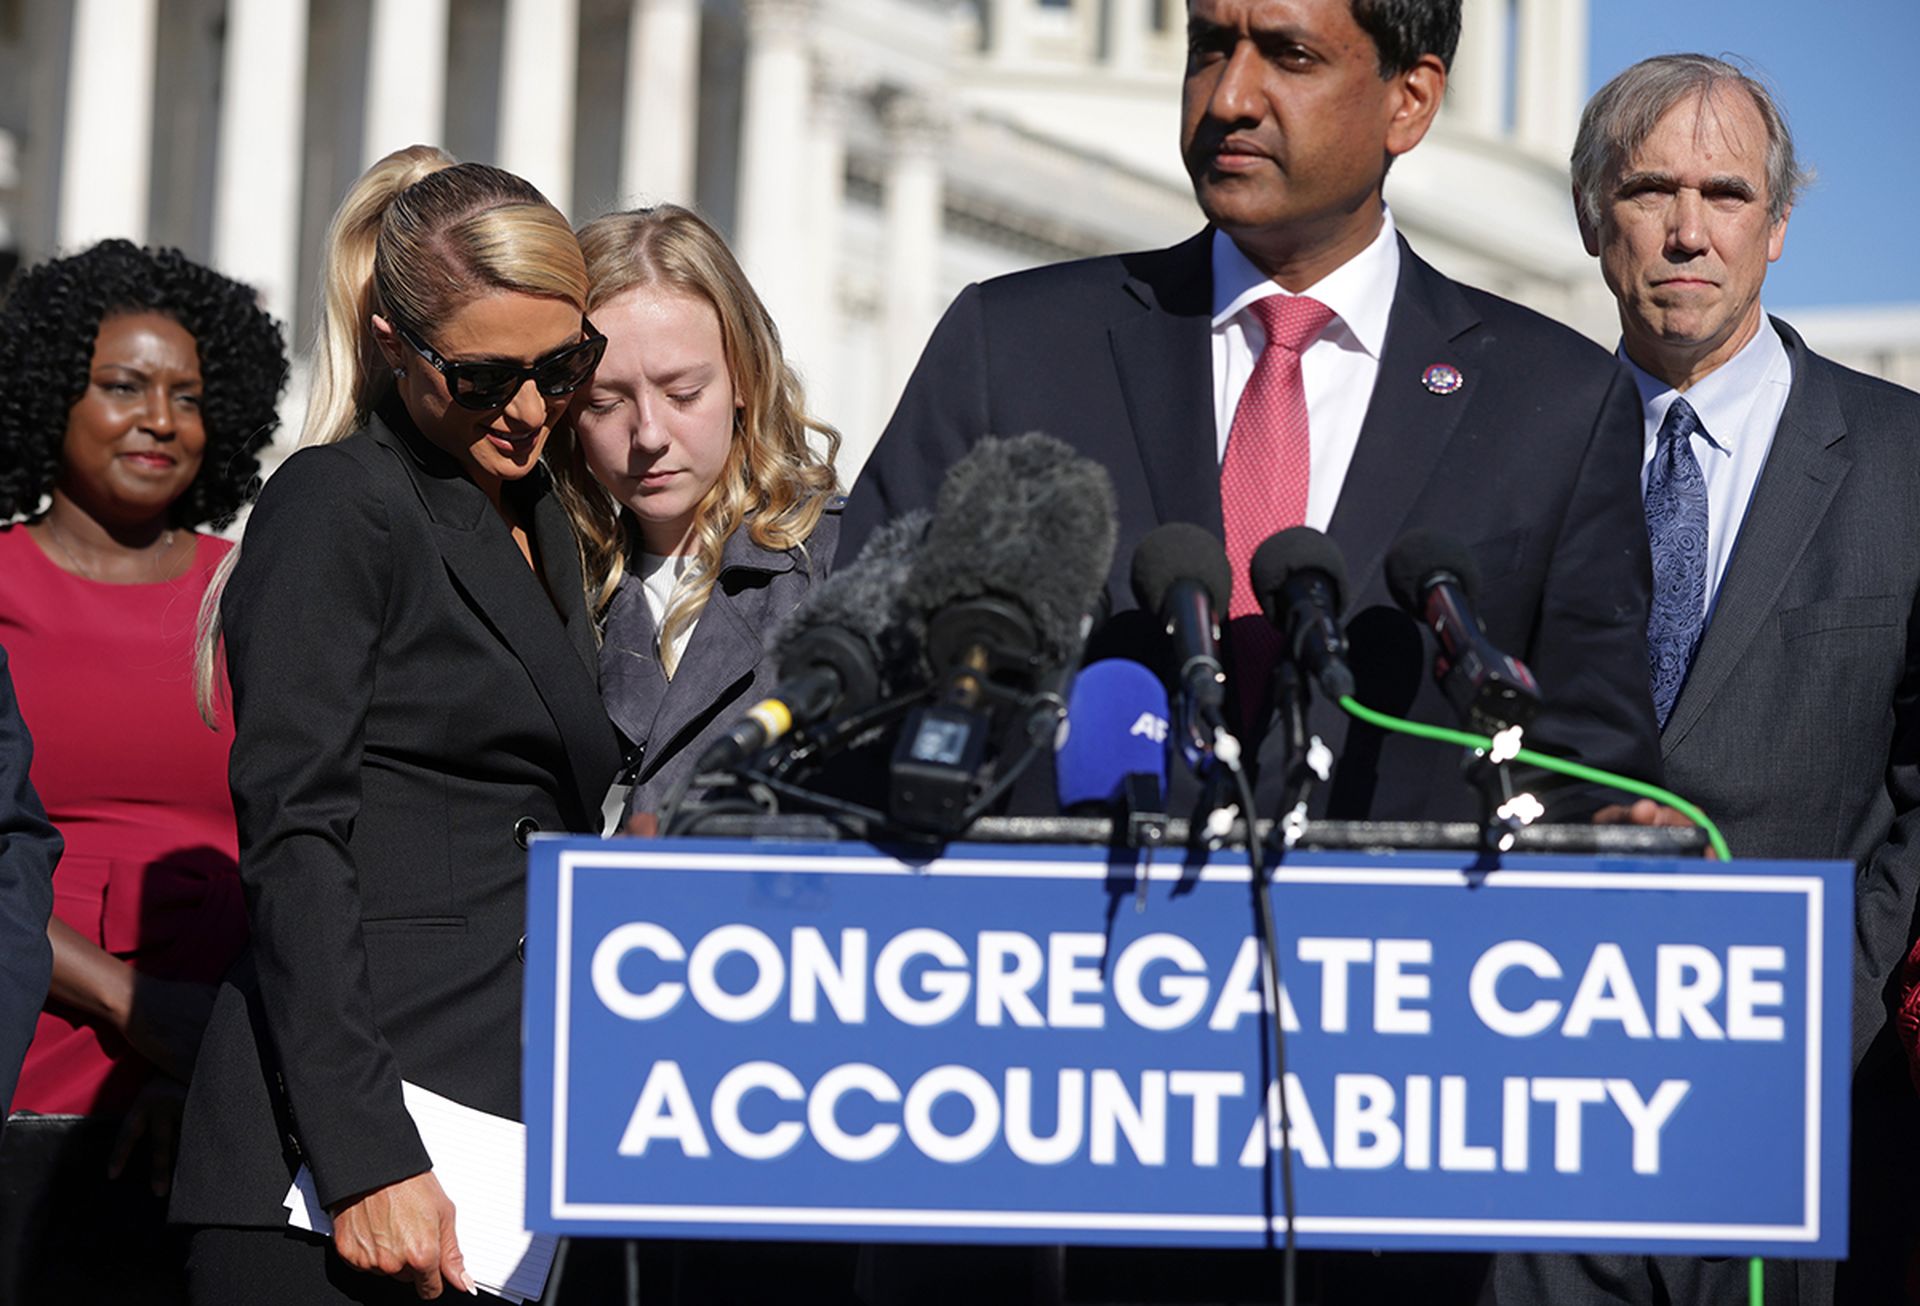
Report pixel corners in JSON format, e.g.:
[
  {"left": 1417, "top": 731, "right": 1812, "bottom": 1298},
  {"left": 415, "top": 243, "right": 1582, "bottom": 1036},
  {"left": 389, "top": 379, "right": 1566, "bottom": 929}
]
[{"left": 395, "top": 316, "right": 608, "bottom": 411}]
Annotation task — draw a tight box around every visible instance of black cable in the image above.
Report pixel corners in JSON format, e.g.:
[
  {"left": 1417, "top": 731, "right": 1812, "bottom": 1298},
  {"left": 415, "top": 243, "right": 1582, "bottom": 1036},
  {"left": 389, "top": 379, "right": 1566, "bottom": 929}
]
[
  {"left": 655, "top": 760, "right": 708, "bottom": 837},
  {"left": 953, "top": 691, "right": 1065, "bottom": 830},
  {"left": 731, "top": 766, "right": 892, "bottom": 831},
  {"left": 1223, "top": 738, "right": 1297, "bottom": 1306},
  {"left": 772, "top": 685, "right": 930, "bottom": 776},
  {"left": 662, "top": 683, "right": 929, "bottom": 835}
]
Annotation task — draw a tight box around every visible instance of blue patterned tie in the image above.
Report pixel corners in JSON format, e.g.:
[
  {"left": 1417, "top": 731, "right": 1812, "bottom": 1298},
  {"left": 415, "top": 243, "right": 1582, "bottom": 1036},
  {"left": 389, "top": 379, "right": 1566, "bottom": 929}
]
[{"left": 1644, "top": 396, "right": 1710, "bottom": 728}]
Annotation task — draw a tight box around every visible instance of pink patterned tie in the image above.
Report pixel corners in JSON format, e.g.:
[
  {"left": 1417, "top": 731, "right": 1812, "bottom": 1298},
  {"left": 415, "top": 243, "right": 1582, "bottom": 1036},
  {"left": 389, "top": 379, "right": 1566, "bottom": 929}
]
[{"left": 1220, "top": 294, "right": 1335, "bottom": 731}]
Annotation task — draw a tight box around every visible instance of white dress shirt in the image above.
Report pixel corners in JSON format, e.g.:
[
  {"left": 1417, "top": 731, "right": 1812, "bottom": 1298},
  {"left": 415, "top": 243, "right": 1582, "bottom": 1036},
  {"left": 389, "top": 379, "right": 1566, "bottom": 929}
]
[
  {"left": 1210, "top": 206, "right": 1402, "bottom": 533},
  {"left": 636, "top": 550, "right": 699, "bottom": 673},
  {"left": 1625, "top": 318, "right": 1794, "bottom": 620}
]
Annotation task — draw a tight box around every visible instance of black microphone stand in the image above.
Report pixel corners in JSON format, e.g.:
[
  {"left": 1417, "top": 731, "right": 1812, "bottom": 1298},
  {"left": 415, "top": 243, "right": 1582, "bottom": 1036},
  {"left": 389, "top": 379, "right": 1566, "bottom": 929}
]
[
  {"left": 1264, "top": 661, "right": 1324, "bottom": 854},
  {"left": 1246, "top": 661, "right": 1316, "bottom": 1306}
]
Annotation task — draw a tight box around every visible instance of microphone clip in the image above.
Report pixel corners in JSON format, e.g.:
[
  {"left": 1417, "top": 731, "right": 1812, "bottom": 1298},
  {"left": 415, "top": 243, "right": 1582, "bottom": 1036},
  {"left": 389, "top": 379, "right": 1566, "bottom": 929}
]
[
  {"left": 1462, "top": 743, "right": 1544, "bottom": 854},
  {"left": 1118, "top": 770, "right": 1171, "bottom": 849}
]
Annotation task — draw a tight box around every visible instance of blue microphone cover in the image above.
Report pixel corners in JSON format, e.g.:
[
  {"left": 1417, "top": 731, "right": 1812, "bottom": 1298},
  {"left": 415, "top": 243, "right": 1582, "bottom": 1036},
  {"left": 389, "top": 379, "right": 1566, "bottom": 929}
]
[{"left": 1055, "top": 659, "right": 1171, "bottom": 809}]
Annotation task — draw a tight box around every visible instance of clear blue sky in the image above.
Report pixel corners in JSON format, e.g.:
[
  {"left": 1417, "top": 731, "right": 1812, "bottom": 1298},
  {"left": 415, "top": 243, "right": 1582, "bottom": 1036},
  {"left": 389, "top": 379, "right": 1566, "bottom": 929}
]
[{"left": 1588, "top": 0, "right": 1920, "bottom": 309}]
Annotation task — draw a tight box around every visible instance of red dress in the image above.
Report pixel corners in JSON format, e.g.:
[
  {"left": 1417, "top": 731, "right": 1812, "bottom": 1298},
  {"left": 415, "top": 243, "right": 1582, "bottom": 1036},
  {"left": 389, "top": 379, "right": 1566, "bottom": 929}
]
[{"left": 0, "top": 525, "right": 247, "bottom": 1114}]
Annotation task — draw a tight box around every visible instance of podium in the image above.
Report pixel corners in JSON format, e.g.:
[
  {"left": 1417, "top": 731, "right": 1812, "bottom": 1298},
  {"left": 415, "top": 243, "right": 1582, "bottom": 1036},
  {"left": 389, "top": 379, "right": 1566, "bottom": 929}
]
[{"left": 522, "top": 827, "right": 1850, "bottom": 1266}]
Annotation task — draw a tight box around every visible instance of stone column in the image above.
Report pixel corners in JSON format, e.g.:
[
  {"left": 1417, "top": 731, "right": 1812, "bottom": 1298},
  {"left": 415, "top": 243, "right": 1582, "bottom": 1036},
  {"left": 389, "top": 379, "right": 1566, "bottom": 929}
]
[
  {"left": 0, "top": 131, "right": 17, "bottom": 252},
  {"left": 1551, "top": 0, "right": 1588, "bottom": 150},
  {"left": 791, "top": 58, "right": 861, "bottom": 412},
  {"left": 363, "top": 0, "right": 449, "bottom": 166},
  {"left": 1514, "top": 0, "right": 1584, "bottom": 157},
  {"left": 58, "top": 0, "right": 159, "bottom": 248},
  {"left": 880, "top": 91, "right": 946, "bottom": 401},
  {"left": 1070, "top": 0, "right": 1103, "bottom": 63},
  {"left": 1106, "top": 0, "right": 1152, "bottom": 71},
  {"left": 500, "top": 0, "right": 580, "bottom": 212},
  {"left": 735, "top": 0, "right": 818, "bottom": 337},
  {"left": 212, "top": 0, "right": 311, "bottom": 325},
  {"left": 621, "top": 0, "right": 702, "bottom": 205},
  {"left": 1447, "top": 0, "right": 1506, "bottom": 138},
  {"left": 984, "top": 0, "right": 1024, "bottom": 62}
]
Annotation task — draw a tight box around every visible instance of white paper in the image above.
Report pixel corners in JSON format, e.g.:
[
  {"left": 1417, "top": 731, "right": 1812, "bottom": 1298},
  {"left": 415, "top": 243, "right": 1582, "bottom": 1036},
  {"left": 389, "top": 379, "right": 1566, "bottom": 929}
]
[{"left": 282, "top": 1081, "right": 558, "bottom": 1304}]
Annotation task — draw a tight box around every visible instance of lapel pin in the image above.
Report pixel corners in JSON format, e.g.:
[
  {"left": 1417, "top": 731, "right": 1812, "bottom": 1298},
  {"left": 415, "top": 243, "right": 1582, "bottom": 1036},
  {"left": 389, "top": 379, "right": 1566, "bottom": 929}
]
[{"left": 1422, "top": 362, "right": 1464, "bottom": 395}]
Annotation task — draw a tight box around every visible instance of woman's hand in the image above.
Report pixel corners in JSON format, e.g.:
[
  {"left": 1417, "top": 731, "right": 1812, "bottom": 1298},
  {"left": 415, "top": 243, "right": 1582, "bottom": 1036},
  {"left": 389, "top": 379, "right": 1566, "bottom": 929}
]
[
  {"left": 331, "top": 1171, "right": 476, "bottom": 1299},
  {"left": 1593, "top": 799, "right": 1717, "bottom": 858},
  {"left": 108, "top": 1074, "right": 188, "bottom": 1195},
  {"left": 44, "top": 916, "right": 218, "bottom": 1081}
]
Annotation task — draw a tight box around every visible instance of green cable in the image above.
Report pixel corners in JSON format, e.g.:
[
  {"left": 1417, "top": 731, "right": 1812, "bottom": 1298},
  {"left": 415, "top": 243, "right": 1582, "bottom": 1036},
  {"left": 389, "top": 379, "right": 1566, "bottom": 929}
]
[
  {"left": 1334, "top": 695, "right": 1753, "bottom": 1301},
  {"left": 1335, "top": 696, "right": 1732, "bottom": 862},
  {"left": 1336, "top": 694, "right": 1753, "bottom": 1300}
]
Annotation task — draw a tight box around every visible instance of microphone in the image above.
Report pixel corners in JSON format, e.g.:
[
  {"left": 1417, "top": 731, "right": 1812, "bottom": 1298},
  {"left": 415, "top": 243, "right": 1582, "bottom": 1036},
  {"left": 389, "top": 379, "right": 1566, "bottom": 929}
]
[
  {"left": 890, "top": 433, "right": 1118, "bottom": 831},
  {"left": 696, "top": 508, "right": 929, "bottom": 773},
  {"left": 1129, "top": 523, "right": 1233, "bottom": 730},
  {"left": 1250, "top": 528, "right": 1356, "bottom": 702},
  {"left": 1385, "top": 530, "right": 1541, "bottom": 737},
  {"left": 900, "top": 432, "right": 1118, "bottom": 692},
  {"left": 1055, "top": 659, "right": 1170, "bottom": 816}
]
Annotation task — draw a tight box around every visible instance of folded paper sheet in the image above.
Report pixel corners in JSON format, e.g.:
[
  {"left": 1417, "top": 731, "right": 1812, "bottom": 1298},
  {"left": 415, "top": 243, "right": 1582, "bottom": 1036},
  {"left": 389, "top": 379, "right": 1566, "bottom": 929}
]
[{"left": 283, "top": 1080, "right": 558, "bottom": 1304}]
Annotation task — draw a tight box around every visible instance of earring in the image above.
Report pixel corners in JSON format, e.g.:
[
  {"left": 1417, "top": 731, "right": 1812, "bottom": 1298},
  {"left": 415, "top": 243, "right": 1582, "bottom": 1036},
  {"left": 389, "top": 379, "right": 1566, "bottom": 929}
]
[{"left": 391, "top": 367, "right": 405, "bottom": 379}]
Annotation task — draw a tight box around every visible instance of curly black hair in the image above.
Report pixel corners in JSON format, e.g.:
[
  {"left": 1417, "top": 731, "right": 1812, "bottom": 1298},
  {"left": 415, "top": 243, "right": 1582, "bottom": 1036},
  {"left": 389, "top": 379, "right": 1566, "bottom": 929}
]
[{"left": 0, "top": 239, "right": 289, "bottom": 529}]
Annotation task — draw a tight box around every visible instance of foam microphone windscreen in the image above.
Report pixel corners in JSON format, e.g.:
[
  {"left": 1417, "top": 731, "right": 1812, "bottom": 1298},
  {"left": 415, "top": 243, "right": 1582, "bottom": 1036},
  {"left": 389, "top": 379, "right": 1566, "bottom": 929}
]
[
  {"left": 1130, "top": 521, "right": 1232, "bottom": 615},
  {"left": 1384, "top": 529, "right": 1482, "bottom": 617},
  {"left": 772, "top": 507, "right": 930, "bottom": 694},
  {"left": 1055, "top": 659, "right": 1170, "bottom": 809},
  {"left": 901, "top": 433, "right": 1118, "bottom": 672},
  {"left": 1249, "top": 526, "right": 1350, "bottom": 620}
]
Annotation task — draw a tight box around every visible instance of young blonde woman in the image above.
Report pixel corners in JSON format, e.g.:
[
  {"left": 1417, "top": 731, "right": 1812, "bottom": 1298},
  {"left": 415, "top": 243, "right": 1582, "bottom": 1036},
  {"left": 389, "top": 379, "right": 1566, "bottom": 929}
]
[
  {"left": 171, "top": 147, "right": 621, "bottom": 1304},
  {"left": 553, "top": 204, "right": 842, "bottom": 820}
]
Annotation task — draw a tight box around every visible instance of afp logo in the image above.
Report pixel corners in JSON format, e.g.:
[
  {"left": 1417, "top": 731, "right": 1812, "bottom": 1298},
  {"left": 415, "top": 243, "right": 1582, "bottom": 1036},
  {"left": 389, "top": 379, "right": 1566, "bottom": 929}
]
[{"left": 1129, "top": 712, "right": 1169, "bottom": 743}]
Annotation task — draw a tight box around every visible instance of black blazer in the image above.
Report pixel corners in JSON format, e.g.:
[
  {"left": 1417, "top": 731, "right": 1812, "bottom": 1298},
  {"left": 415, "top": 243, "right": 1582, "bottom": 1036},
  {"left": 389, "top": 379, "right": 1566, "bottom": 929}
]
[
  {"left": 841, "top": 230, "right": 1662, "bottom": 820},
  {"left": 0, "top": 648, "right": 57, "bottom": 1117},
  {"left": 601, "top": 507, "right": 841, "bottom": 817},
  {"left": 171, "top": 409, "right": 621, "bottom": 1225},
  {"left": 1651, "top": 321, "right": 1920, "bottom": 1072}
]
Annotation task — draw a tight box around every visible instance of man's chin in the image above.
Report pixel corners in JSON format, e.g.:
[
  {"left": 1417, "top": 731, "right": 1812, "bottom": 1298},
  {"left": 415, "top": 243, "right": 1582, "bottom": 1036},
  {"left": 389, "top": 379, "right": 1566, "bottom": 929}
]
[{"left": 1191, "top": 181, "right": 1282, "bottom": 235}]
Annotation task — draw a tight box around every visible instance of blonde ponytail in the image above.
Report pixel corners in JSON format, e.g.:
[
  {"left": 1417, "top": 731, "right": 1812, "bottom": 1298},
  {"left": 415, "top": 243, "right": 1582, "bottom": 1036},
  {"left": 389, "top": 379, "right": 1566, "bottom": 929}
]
[{"left": 303, "top": 144, "right": 457, "bottom": 451}]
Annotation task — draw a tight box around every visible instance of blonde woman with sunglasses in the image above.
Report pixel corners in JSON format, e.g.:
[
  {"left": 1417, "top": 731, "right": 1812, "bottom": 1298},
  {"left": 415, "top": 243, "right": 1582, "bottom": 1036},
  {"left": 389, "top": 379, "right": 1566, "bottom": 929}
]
[{"left": 172, "top": 147, "right": 621, "bottom": 1304}]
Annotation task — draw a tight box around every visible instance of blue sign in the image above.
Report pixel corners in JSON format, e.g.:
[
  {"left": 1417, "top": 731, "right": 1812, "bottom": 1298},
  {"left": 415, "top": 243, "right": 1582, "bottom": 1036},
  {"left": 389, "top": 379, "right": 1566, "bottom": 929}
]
[{"left": 523, "top": 839, "right": 1850, "bottom": 1257}]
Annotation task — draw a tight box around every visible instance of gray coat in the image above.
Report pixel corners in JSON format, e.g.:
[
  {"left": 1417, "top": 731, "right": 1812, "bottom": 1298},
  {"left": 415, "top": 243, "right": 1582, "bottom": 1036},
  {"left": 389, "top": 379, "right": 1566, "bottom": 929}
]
[{"left": 601, "top": 505, "right": 841, "bottom": 816}]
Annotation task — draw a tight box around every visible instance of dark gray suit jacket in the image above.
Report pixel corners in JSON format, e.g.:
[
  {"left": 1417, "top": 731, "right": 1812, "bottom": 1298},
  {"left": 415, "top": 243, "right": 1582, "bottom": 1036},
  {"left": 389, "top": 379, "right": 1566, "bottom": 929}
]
[
  {"left": 842, "top": 230, "right": 1662, "bottom": 819},
  {"left": 0, "top": 648, "right": 57, "bottom": 1116},
  {"left": 1658, "top": 319, "right": 1920, "bottom": 1073},
  {"left": 1485, "top": 320, "right": 1920, "bottom": 1306},
  {"left": 602, "top": 508, "right": 841, "bottom": 816},
  {"left": 172, "top": 408, "right": 622, "bottom": 1225}
]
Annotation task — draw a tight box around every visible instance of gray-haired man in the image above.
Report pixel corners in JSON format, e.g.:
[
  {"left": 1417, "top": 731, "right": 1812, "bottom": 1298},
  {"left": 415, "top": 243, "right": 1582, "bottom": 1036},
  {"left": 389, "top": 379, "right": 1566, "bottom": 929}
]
[{"left": 1487, "top": 52, "right": 1920, "bottom": 1306}]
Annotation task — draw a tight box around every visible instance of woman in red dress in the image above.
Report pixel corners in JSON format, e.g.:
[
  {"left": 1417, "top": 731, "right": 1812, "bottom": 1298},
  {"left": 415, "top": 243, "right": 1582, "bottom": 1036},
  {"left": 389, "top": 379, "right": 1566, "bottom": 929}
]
[{"left": 0, "top": 239, "right": 287, "bottom": 1302}]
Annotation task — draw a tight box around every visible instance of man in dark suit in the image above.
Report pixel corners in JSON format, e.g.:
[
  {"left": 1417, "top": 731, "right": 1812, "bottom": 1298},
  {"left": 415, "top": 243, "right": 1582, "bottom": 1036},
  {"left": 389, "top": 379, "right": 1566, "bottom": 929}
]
[
  {"left": 844, "top": 3, "right": 1659, "bottom": 1302},
  {"left": 1484, "top": 54, "right": 1920, "bottom": 1306},
  {"left": 0, "top": 648, "right": 57, "bottom": 1119},
  {"left": 842, "top": 0, "right": 1660, "bottom": 826}
]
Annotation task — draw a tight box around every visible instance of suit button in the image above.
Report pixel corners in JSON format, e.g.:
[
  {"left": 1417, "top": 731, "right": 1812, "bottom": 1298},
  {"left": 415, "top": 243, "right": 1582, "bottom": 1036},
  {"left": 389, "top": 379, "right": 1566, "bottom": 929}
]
[
  {"left": 513, "top": 816, "right": 540, "bottom": 849},
  {"left": 517, "top": 934, "right": 527, "bottom": 963}
]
